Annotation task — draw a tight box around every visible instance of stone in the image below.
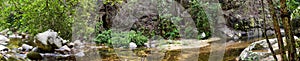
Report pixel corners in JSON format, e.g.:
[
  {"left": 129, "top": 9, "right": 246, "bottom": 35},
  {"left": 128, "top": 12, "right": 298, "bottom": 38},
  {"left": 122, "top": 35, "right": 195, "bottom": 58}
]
[
  {"left": 129, "top": 42, "right": 137, "bottom": 50},
  {"left": 26, "top": 52, "right": 42, "bottom": 60},
  {"left": 35, "top": 29, "right": 64, "bottom": 48},
  {"left": 8, "top": 34, "right": 22, "bottom": 39},
  {"left": 200, "top": 32, "right": 206, "bottom": 38},
  {"left": 35, "top": 29, "right": 58, "bottom": 45},
  {"left": 239, "top": 36, "right": 298, "bottom": 60},
  {"left": 21, "top": 44, "right": 33, "bottom": 52},
  {"left": 34, "top": 29, "right": 67, "bottom": 53},
  {"left": 73, "top": 40, "right": 84, "bottom": 48},
  {"left": 56, "top": 45, "right": 71, "bottom": 52},
  {"left": 0, "top": 45, "right": 9, "bottom": 54},
  {"left": 0, "top": 35, "right": 9, "bottom": 45},
  {"left": 75, "top": 51, "right": 85, "bottom": 57}
]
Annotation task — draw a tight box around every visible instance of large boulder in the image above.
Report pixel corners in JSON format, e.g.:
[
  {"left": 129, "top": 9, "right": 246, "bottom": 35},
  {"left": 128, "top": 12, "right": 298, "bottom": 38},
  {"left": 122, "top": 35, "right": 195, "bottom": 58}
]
[
  {"left": 239, "top": 36, "right": 298, "bottom": 60},
  {"left": 34, "top": 29, "right": 64, "bottom": 52}
]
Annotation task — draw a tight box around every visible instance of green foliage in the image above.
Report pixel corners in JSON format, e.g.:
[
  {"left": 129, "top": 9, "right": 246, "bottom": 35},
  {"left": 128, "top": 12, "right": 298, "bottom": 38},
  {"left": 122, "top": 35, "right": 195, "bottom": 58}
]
[
  {"left": 94, "top": 30, "right": 148, "bottom": 47},
  {"left": 102, "top": 0, "right": 123, "bottom": 6},
  {"left": 291, "top": 6, "right": 300, "bottom": 20},
  {"left": 190, "top": 0, "right": 211, "bottom": 39},
  {"left": 287, "top": 0, "right": 300, "bottom": 12},
  {"left": 94, "top": 30, "right": 112, "bottom": 46},
  {"left": 158, "top": 14, "right": 180, "bottom": 40},
  {"left": 0, "top": 0, "right": 78, "bottom": 39},
  {"left": 128, "top": 31, "right": 148, "bottom": 46}
]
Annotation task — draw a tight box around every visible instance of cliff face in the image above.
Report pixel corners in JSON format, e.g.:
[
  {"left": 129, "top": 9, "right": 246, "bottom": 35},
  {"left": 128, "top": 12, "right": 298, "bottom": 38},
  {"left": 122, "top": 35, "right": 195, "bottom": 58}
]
[{"left": 98, "top": 0, "right": 299, "bottom": 39}]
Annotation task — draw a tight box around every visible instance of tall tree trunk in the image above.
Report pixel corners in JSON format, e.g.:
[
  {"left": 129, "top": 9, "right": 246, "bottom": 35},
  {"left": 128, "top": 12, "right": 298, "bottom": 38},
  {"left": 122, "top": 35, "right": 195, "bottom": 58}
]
[
  {"left": 267, "top": 0, "right": 287, "bottom": 61},
  {"left": 280, "top": 0, "right": 297, "bottom": 60},
  {"left": 261, "top": 0, "right": 277, "bottom": 60}
]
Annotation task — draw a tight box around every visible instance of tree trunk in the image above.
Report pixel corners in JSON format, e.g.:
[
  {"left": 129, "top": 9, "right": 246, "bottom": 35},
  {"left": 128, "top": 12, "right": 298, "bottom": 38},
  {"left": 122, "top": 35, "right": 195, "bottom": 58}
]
[
  {"left": 267, "top": 0, "right": 287, "bottom": 61},
  {"left": 280, "top": 0, "right": 297, "bottom": 60},
  {"left": 261, "top": 0, "right": 277, "bottom": 60}
]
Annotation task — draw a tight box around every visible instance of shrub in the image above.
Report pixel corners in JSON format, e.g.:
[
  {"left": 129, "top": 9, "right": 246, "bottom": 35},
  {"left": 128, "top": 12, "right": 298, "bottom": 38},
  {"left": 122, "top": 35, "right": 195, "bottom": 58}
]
[
  {"left": 94, "top": 30, "right": 148, "bottom": 47},
  {"left": 158, "top": 14, "right": 181, "bottom": 40},
  {"left": 189, "top": 0, "right": 211, "bottom": 40}
]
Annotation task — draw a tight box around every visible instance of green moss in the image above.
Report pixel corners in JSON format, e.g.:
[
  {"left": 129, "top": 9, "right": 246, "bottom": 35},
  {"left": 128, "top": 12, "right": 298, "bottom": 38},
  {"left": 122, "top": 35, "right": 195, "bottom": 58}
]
[
  {"left": 7, "top": 38, "right": 22, "bottom": 49},
  {"left": 26, "top": 52, "right": 42, "bottom": 60}
]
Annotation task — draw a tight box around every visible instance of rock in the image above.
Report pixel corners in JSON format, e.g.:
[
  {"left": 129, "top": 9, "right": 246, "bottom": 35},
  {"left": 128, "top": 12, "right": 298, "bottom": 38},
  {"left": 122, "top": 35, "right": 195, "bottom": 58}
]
[
  {"left": 31, "top": 47, "right": 38, "bottom": 52},
  {"left": 56, "top": 45, "right": 71, "bottom": 52},
  {"left": 68, "top": 43, "right": 75, "bottom": 48},
  {"left": 8, "top": 34, "right": 22, "bottom": 39},
  {"left": 62, "top": 40, "right": 68, "bottom": 44},
  {"left": 144, "top": 43, "right": 150, "bottom": 48},
  {"left": 0, "top": 45, "right": 8, "bottom": 53},
  {"left": 239, "top": 38, "right": 276, "bottom": 60},
  {"left": 129, "top": 42, "right": 137, "bottom": 50},
  {"left": 35, "top": 29, "right": 57, "bottom": 45},
  {"left": 53, "top": 36, "right": 63, "bottom": 48},
  {"left": 21, "top": 44, "right": 33, "bottom": 51},
  {"left": 239, "top": 36, "right": 299, "bottom": 60},
  {"left": 73, "top": 40, "right": 84, "bottom": 48},
  {"left": 200, "top": 32, "right": 206, "bottom": 38},
  {"left": 0, "top": 35, "right": 9, "bottom": 43},
  {"left": 75, "top": 51, "right": 85, "bottom": 57},
  {"left": 34, "top": 29, "right": 65, "bottom": 52},
  {"left": 26, "top": 52, "right": 43, "bottom": 60}
]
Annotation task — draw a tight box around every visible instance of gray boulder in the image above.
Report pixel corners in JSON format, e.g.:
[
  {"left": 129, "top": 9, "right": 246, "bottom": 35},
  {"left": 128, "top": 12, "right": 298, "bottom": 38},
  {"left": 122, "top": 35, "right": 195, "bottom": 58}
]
[
  {"left": 239, "top": 36, "right": 298, "bottom": 60},
  {"left": 34, "top": 29, "right": 65, "bottom": 52},
  {"left": 35, "top": 29, "right": 63, "bottom": 48}
]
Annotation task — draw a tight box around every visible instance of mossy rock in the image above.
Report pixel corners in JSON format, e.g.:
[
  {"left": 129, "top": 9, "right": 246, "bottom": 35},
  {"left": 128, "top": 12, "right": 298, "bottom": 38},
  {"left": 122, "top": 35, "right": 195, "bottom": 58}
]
[
  {"left": 35, "top": 39, "right": 56, "bottom": 53},
  {"left": 26, "top": 52, "right": 43, "bottom": 60}
]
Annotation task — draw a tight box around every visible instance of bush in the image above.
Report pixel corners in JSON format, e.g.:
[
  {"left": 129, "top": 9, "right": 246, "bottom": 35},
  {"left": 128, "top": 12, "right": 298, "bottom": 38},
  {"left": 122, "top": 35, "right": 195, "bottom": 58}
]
[
  {"left": 189, "top": 0, "right": 211, "bottom": 40},
  {"left": 158, "top": 14, "right": 181, "bottom": 40},
  {"left": 94, "top": 30, "right": 112, "bottom": 46},
  {"left": 94, "top": 30, "right": 148, "bottom": 47}
]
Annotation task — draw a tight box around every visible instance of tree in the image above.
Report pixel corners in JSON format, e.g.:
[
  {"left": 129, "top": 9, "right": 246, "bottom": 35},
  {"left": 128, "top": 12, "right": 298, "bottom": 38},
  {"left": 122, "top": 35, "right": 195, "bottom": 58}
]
[
  {"left": 267, "top": 0, "right": 288, "bottom": 61},
  {"left": 0, "top": 0, "right": 78, "bottom": 39},
  {"left": 261, "top": 0, "right": 277, "bottom": 60},
  {"left": 281, "top": 0, "right": 298, "bottom": 60}
]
